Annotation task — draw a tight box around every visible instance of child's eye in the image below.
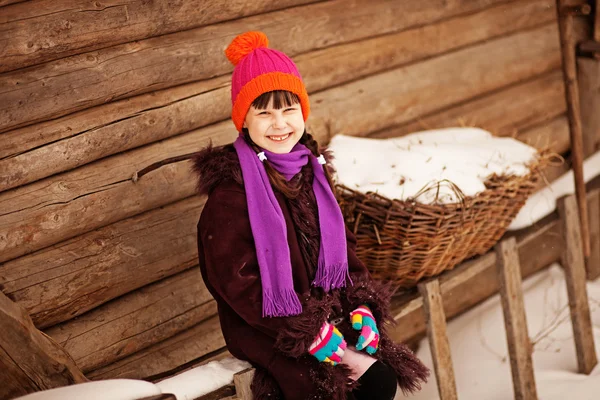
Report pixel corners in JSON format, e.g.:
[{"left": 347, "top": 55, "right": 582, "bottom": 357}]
[
  {"left": 285, "top": 107, "right": 297, "bottom": 112},
  {"left": 258, "top": 111, "right": 269, "bottom": 115}
]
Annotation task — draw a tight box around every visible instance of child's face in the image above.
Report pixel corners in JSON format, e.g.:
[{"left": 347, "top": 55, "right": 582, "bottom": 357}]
[{"left": 243, "top": 99, "right": 305, "bottom": 154}]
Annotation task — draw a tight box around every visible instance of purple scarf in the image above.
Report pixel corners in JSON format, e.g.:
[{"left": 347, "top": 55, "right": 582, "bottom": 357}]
[{"left": 233, "top": 136, "right": 350, "bottom": 317}]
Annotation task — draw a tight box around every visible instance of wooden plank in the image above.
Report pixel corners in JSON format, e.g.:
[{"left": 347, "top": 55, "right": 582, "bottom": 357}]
[
  {"left": 0, "top": 0, "right": 556, "bottom": 192},
  {"left": 1, "top": 196, "right": 204, "bottom": 329},
  {"left": 495, "top": 238, "right": 538, "bottom": 400},
  {"left": 556, "top": 0, "right": 591, "bottom": 256},
  {"left": 557, "top": 194, "right": 598, "bottom": 374},
  {"left": 371, "top": 70, "right": 566, "bottom": 140},
  {"left": 518, "top": 115, "right": 571, "bottom": 154},
  {"left": 578, "top": 57, "right": 600, "bottom": 157},
  {"left": 0, "top": 0, "right": 510, "bottom": 134},
  {"left": 0, "top": 0, "right": 321, "bottom": 74},
  {"left": 233, "top": 369, "right": 255, "bottom": 400},
  {"left": 587, "top": 189, "right": 600, "bottom": 280},
  {"left": 44, "top": 268, "right": 216, "bottom": 373},
  {"left": 0, "top": 290, "right": 87, "bottom": 400},
  {"left": 87, "top": 314, "right": 225, "bottom": 380},
  {"left": 595, "top": 0, "right": 600, "bottom": 43},
  {"left": 0, "top": 122, "right": 236, "bottom": 264},
  {"left": 418, "top": 279, "right": 457, "bottom": 400},
  {"left": 308, "top": 24, "right": 562, "bottom": 143}
]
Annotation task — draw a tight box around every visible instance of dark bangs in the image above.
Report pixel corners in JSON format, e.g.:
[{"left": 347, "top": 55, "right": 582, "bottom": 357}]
[{"left": 251, "top": 90, "right": 300, "bottom": 110}]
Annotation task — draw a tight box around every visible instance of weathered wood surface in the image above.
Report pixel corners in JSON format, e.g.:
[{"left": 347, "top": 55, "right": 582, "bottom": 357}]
[
  {"left": 87, "top": 314, "right": 225, "bottom": 380},
  {"left": 1, "top": 196, "right": 204, "bottom": 329},
  {"left": 518, "top": 115, "right": 571, "bottom": 154},
  {"left": 419, "top": 279, "right": 458, "bottom": 400},
  {"left": 586, "top": 189, "right": 600, "bottom": 280},
  {"left": 391, "top": 208, "right": 564, "bottom": 343},
  {"left": 495, "top": 238, "right": 538, "bottom": 400},
  {"left": 0, "top": 0, "right": 512, "bottom": 133},
  {"left": 0, "top": 22, "right": 571, "bottom": 264},
  {"left": 556, "top": 0, "right": 591, "bottom": 256},
  {"left": 44, "top": 268, "right": 215, "bottom": 373},
  {"left": 578, "top": 57, "right": 600, "bottom": 156},
  {"left": 0, "top": 0, "right": 556, "bottom": 193},
  {"left": 0, "top": 122, "right": 235, "bottom": 264},
  {"left": 0, "top": 290, "right": 87, "bottom": 400},
  {"left": 234, "top": 369, "right": 255, "bottom": 400},
  {"left": 557, "top": 195, "right": 598, "bottom": 374},
  {"left": 371, "top": 70, "right": 566, "bottom": 141},
  {"left": 308, "top": 24, "right": 562, "bottom": 143},
  {"left": 0, "top": 0, "right": 322, "bottom": 74}
]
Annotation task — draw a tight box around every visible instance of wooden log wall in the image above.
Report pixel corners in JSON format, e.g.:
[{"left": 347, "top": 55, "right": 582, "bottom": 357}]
[{"left": 0, "top": 0, "right": 594, "bottom": 383}]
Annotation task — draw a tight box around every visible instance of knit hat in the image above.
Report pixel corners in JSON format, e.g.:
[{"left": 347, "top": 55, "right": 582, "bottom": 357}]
[{"left": 225, "top": 31, "right": 310, "bottom": 132}]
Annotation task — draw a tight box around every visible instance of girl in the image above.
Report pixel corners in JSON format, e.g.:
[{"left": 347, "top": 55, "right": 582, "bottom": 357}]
[{"left": 194, "top": 31, "right": 428, "bottom": 400}]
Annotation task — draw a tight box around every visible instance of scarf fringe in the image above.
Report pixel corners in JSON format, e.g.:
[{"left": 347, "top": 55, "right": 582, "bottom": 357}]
[
  {"left": 313, "top": 260, "right": 350, "bottom": 291},
  {"left": 263, "top": 288, "right": 303, "bottom": 317}
]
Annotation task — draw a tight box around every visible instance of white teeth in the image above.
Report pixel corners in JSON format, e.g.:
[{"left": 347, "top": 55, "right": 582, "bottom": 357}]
[{"left": 269, "top": 133, "right": 290, "bottom": 141}]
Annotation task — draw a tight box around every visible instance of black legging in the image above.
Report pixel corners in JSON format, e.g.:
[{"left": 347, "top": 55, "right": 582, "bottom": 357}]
[{"left": 349, "top": 361, "right": 398, "bottom": 400}]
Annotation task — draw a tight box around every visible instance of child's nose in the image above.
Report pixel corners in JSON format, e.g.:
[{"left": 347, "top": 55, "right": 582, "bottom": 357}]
[{"left": 272, "top": 114, "right": 287, "bottom": 129}]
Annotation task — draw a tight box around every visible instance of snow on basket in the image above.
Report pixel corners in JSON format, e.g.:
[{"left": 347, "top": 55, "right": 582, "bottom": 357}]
[{"left": 329, "top": 127, "right": 548, "bottom": 288}]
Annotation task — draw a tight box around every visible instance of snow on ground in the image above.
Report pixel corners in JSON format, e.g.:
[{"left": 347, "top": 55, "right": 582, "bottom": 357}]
[
  {"left": 329, "top": 128, "right": 537, "bottom": 204},
  {"left": 406, "top": 264, "right": 600, "bottom": 400}
]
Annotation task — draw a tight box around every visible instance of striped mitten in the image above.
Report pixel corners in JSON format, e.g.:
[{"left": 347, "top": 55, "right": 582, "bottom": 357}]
[
  {"left": 309, "top": 321, "right": 347, "bottom": 366},
  {"left": 350, "top": 305, "right": 380, "bottom": 355}
]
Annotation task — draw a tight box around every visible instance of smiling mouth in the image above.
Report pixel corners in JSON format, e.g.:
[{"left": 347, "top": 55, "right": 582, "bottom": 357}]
[{"left": 267, "top": 133, "right": 291, "bottom": 142}]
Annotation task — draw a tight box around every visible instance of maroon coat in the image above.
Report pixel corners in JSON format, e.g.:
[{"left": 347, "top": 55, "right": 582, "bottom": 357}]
[{"left": 193, "top": 144, "right": 428, "bottom": 400}]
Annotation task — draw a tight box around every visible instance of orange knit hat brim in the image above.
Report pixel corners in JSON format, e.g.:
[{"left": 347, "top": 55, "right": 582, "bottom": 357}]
[{"left": 232, "top": 72, "right": 310, "bottom": 132}]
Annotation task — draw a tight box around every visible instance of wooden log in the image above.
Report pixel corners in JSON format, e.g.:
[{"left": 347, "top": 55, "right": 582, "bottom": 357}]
[
  {"left": 0, "top": 290, "right": 87, "bottom": 400},
  {"left": 0, "top": 24, "right": 564, "bottom": 263},
  {"left": 0, "top": 0, "right": 556, "bottom": 192},
  {"left": 370, "top": 70, "right": 566, "bottom": 142},
  {"left": 556, "top": 0, "right": 591, "bottom": 256},
  {"left": 578, "top": 57, "right": 600, "bottom": 156},
  {"left": 557, "top": 194, "right": 598, "bottom": 374},
  {"left": 391, "top": 207, "right": 564, "bottom": 342},
  {"left": 587, "top": 189, "right": 600, "bottom": 280},
  {"left": 418, "top": 279, "right": 458, "bottom": 400},
  {"left": 234, "top": 369, "right": 255, "bottom": 400},
  {"left": 0, "top": 0, "right": 510, "bottom": 134},
  {"left": 0, "top": 0, "right": 321, "bottom": 74},
  {"left": 0, "top": 0, "right": 26, "bottom": 7},
  {"left": 87, "top": 314, "right": 225, "bottom": 380},
  {"left": 44, "top": 268, "right": 216, "bottom": 373},
  {"left": 518, "top": 115, "right": 571, "bottom": 154},
  {"left": 1, "top": 196, "right": 204, "bottom": 329},
  {"left": 0, "top": 121, "right": 236, "bottom": 264},
  {"left": 495, "top": 238, "right": 538, "bottom": 400},
  {"left": 308, "top": 24, "right": 563, "bottom": 143}
]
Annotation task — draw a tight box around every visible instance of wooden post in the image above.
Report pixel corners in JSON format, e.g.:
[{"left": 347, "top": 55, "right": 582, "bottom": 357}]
[
  {"left": 587, "top": 189, "right": 600, "bottom": 280},
  {"left": 418, "top": 279, "right": 458, "bottom": 400},
  {"left": 556, "top": 0, "right": 591, "bottom": 257},
  {"left": 578, "top": 57, "right": 600, "bottom": 157},
  {"left": 233, "top": 368, "right": 255, "bottom": 400},
  {"left": 0, "top": 291, "right": 87, "bottom": 399},
  {"left": 495, "top": 238, "right": 538, "bottom": 400},
  {"left": 557, "top": 195, "right": 598, "bottom": 374}
]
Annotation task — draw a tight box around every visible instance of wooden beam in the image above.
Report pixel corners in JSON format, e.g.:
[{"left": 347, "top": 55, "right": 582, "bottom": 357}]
[
  {"left": 45, "top": 269, "right": 216, "bottom": 373},
  {"left": 557, "top": 194, "right": 598, "bottom": 374},
  {"left": 0, "top": 290, "right": 87, "bottom": 399},
  {"left": 0, "top": 0, "right": 321, "bottom": 74},
  {"left": 495, "top": 238, "right": 538, "bottom": 400},
  {"left": 371, "top": 70, "right": 566, "bottom": 140},
  {"left": 578, "top": 57, "right": 600, "bottom": 156},
  {"left": 418, "top": 279, "right": 458, "bottom": 400},
  {"left": 2, "top": 196, "right": 205, "bottom": 329},
  {"left": 0, "top": 0, "right": 512, "bottom": 134},
  {"left": 233, "top": 369, "right": 255, "bottom": 400},
  {"left": 87, "top": 315, "right": 225, "bottom": 380},
  {"left": 586, "top": 189, "right": 600, "bottom": 280},
  {"left": 0, "top": 0, "right": 556, "bottom": 192},
  {"left": 556, "top": 0, "right": 591, "bottom": 257}
]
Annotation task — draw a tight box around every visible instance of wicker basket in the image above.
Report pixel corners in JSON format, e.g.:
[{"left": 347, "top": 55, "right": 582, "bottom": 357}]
[{"left": 335, "top": 157, "right": 547, "bottom": 288}]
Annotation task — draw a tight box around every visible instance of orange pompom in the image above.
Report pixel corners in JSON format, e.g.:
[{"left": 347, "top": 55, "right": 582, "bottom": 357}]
[{"left": 225, "top": 31, "right": 269, "bottom": 66}]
